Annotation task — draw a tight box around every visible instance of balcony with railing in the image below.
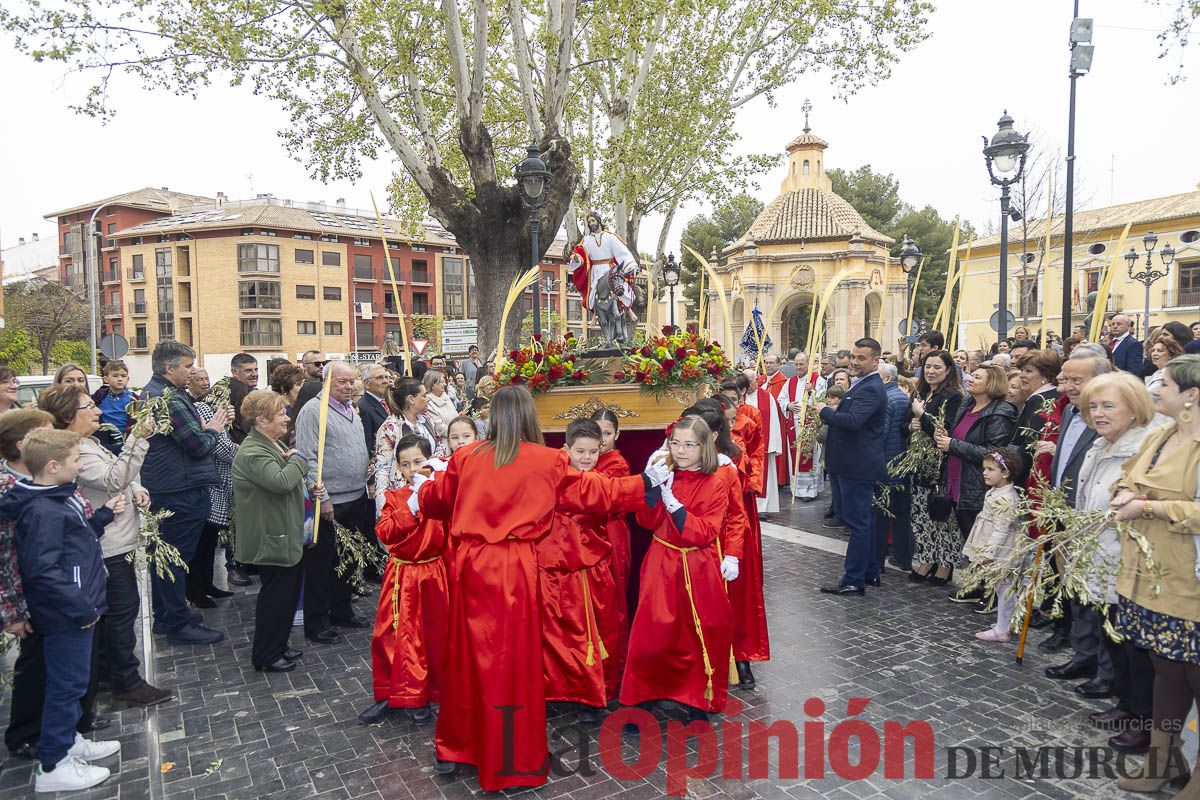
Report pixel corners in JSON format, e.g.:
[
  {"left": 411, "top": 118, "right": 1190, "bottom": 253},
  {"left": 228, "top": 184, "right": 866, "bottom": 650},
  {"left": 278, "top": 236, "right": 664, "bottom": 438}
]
[
  {"left": 102, "top": 268, "right": 120, "bottom": 284},
  {"left": 101, "top": 303, "right": 122, "bottom": 318},
  {"left": 131, "top": 331, "right": 149, "bottom": 350},
  {"left": 128, "top": 301, "right": 148, "bottom": 316},
  {"left": 126, "top": 267, "right": 146, "bottom": 282},
  {"left": 1072, "top": 292, "right": 1125, "bottom": 315},
  {"left": 1162, "top": 287, "right": 1200, "bottom": 308}
]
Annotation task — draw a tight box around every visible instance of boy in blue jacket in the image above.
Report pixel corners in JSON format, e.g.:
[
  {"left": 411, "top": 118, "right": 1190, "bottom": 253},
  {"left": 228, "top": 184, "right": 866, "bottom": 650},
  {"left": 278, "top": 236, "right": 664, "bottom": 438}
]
[{"left": 0, "top": 428, "right": 124, "bottom": 793}]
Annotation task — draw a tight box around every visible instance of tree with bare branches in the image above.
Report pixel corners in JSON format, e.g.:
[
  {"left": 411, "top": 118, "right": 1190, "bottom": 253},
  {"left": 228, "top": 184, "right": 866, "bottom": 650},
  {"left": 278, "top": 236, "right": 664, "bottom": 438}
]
[{"left": 5, "top": 280, "right": 90, "bottom": 374}]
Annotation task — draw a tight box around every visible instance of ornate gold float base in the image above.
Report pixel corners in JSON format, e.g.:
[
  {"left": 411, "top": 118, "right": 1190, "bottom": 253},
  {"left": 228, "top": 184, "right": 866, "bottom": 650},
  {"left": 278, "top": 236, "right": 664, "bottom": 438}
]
[{"left": 532, "top": 383, "right": 713, "bottom": 432}]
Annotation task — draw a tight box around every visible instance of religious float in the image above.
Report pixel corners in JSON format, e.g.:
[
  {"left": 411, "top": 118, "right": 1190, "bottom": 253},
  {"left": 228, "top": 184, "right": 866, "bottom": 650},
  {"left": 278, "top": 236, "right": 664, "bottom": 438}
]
[{"left": 494, "top": 328, "right": 733, "bottom": 434}]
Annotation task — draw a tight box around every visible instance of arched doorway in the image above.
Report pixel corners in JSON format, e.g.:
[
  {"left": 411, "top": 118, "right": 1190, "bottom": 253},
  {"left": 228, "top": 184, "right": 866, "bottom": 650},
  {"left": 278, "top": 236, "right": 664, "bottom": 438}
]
[
  {"left": 864, "top": 292, "right": 882, "bottom": 340},
  {"left": 781, "top": 293, "right": 819, "bottom": 353}
]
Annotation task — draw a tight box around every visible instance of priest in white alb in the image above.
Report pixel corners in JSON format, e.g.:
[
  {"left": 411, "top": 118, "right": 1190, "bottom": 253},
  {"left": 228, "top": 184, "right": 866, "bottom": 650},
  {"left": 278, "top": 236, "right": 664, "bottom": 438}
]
[{"left": 778, "top": 352, "right": 827, "bottom": 500}]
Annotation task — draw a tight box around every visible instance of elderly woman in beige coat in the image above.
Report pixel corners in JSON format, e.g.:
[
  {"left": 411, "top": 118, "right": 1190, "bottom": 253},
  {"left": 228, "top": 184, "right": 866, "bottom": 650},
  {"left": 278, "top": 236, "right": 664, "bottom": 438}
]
[
  {"left": 37, "top": 384, "right": 174, "bottom": 708},
  {"left": 1070, "top": 373, "right": 1154, "bottom": 752}
]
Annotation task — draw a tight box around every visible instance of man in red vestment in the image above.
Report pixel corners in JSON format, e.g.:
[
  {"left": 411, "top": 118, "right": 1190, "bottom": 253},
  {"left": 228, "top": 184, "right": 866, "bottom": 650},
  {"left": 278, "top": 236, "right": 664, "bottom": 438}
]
[
  {"left": 778, "top": 352, "right": 828, "bottom": 500},
  {"left": 749, "top": 363, "right": 786, "bottom": 512}
]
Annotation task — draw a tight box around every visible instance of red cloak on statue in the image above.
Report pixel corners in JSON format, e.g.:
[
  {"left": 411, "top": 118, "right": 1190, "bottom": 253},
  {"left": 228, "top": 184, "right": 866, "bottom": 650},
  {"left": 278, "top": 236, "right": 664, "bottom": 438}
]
[{"left": 418, "top": 441, "right": 645, "bottom": 792}]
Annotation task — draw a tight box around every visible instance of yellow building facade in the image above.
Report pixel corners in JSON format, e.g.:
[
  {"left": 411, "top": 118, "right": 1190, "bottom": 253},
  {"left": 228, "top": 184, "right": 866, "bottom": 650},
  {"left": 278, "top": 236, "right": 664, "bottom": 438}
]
[
  {"left": 707, "top": 126, "right": 908, "bottom": 358},
  {"left": 956, "top": 190, "right": 1200, "bottom": 349}
]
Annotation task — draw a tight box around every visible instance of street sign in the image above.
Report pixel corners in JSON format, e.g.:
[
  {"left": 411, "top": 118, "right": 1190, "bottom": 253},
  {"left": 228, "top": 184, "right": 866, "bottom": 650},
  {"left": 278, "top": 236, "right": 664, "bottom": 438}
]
[
  {"left": 412, "top": 338, "right": 429, "bottom": 356},
  {"left": 441, "top": 319, "right": 478, "bottom": 354},
  {"left": 988, "top": 310, "right": 1017, "bottom": 333},
  {"left": 99, "top": 333, "right": 129, "bottom": 359}
]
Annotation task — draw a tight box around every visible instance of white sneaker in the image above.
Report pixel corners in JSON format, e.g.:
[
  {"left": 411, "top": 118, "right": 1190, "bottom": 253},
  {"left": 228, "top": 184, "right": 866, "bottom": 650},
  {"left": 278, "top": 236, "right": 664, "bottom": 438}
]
[
  {"left": 67, "top": 733, "right": 121, "bottom": 761},
  {"left": 293, "top": 610, "right": 304, "bottom": 627},
  {"left": 34, "top": 755, "right": 110, "bottom": 792}
]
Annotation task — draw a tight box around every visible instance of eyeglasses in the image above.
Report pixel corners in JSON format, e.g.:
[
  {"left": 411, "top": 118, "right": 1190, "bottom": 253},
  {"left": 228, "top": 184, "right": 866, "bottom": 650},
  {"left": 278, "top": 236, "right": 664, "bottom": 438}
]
[
  {"left": 1, "top": 380, "right": 19, "bottom": 388},
  {"left": 668, "top": 440, "right": 701, "bottom": 451},
  {"left": 77, "top": 402, "right": 97, "bottom": 410}
]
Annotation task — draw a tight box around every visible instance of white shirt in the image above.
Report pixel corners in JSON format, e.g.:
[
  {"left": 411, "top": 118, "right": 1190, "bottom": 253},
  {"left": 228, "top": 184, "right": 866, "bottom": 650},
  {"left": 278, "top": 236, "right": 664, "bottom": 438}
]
[{"left": 1054, "top": 407, "right": 1088, "bottom": 487}]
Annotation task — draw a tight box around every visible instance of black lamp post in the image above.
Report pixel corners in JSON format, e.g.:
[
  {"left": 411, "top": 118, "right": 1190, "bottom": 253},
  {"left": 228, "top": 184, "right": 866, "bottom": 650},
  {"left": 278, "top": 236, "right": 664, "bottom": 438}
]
[
  {"left": 898, "top": 235, "right": 921, "bottom": 343},
  {"left": 982, "top": 112, "right": 1031, "bottom": 344},
  {"left": 663, "top": 253, "right": 680, "bottom": 331},
  {"left": 1062, "top": 9, "right": 1095, "bottom": 339},
  {"left": 515, "top": 143, "right": 551, "bottom": 338},
  {"left": 1124, "top": 231, "right": 1175, "bottom": 334}
]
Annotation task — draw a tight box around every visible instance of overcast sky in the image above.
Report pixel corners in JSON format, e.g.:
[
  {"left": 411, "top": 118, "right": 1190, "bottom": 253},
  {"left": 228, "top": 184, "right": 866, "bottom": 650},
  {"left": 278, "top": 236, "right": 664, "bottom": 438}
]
[{"left": 1, "top": 0, "right": 1194, "bottom": 259}]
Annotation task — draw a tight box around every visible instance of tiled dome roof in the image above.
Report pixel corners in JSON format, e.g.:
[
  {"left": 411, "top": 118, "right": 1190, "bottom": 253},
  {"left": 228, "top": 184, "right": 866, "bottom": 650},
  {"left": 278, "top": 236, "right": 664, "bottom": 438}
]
[{"left": 742, "top": 188, "right": 894, "bottom": 246}]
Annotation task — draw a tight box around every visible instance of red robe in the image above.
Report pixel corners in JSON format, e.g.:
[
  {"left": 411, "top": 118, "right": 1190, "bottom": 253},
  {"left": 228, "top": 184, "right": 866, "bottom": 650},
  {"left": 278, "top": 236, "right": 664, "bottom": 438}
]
[
  {"left": 761, "top": 372, "right": 790, "bottom": 485},
  {"left": 732, "top": 407, "right": 765, "bottom": 496},
  {"left": 419, "top": 441, "right": 645, "bottom": 792},
  {"left": 621, "top": 468, "right": 739, "bottom": 711},
  {"left": 538, "top": 506, "right": 614, "bottom": 707},
  {"left": 372, "top": 487, "right": 451, "bottom": 708},
  {"left": 595, "top": 448, "right": 632, "bottom": 698},
  {"left": 728, "top": 427, "right": 771, "bottom": 663}
]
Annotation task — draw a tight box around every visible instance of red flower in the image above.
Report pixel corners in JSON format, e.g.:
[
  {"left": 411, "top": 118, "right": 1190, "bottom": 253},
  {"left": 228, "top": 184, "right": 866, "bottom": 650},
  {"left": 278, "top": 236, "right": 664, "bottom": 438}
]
[
  {"left": 662, "top": 358, "right": 676, "bottom": 371},
  {"left": 508, "top": 350, "right": 520, "bottom": 360},
  {"left": 613, "top": 370, "right": 626, "bottom": 381},
  {"left": 533, "top": 352, "right": 544, "bottom": 363},
  {"left": 533, "top": 333, "right": 543, "bottom": 342},
  {"left": 571, "top": 370, "right": 585, "bottom": 381},
  {"left": 547, "top": 365, "right": 563, "bottom": 381},
  {"left": 511, "top": 374, "right": 524, "bottom": 384},
  {"left": 640, "top": 345, "right": 652, "bottom": 358},
  {"left": 707, "top": 365, "right": 721, "bottom": 375},
  {"left": 634, "top": 372, "right": 645, "bottom": 383},
  {"left": 662, "top": 325, "right": 675, "bottom": 335},
  {"left": 675, "top": 347, "right": 688, "bottom": 359}
]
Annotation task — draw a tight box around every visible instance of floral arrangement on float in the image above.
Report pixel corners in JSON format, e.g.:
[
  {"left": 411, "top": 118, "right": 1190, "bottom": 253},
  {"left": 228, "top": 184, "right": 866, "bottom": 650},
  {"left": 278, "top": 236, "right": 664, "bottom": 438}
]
[
  {"left": 493, "top": 332, "right": 591, "bottom": 393},
  {"left": 614, "top": 326, "right": 732, "bottom": 398}
]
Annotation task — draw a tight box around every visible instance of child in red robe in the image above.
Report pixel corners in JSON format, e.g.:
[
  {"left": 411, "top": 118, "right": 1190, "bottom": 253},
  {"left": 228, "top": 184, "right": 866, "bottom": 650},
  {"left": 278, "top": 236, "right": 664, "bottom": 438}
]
[
  {"left": 362, "top": 434, "right": 450, "bottom": 726},
  {"left": 413, "top": 386, "right": 650, "bottom": 792},
  {"left": 538, "top": 419, "right": 617, "bottom": 720},
  {"left": 717, "top": 386, "right": 771, "bottom": 690},
  {"left": 621, "top": 415, "right": 741, "bottom": 722},
  {"left": 591, "top": 408, "right": 631, "bottom": 699}
]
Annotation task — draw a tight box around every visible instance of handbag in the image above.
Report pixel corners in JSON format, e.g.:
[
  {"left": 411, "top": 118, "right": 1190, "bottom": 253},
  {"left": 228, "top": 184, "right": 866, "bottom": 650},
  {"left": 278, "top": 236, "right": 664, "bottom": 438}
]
[{"left": 928, "top": 490, "right": 954, "bottom": 522}]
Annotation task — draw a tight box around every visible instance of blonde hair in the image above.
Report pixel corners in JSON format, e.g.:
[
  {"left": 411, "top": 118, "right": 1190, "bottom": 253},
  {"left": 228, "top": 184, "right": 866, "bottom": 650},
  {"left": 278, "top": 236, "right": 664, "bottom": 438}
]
[
  {"left": 21, "top": 428, "right": 81, "bottom": 476},
  {"left": 1078, "top": 372, "right": 1155, "bottom": 428},
  {"left": 241, "top": 389, "right": 287, "bottom": 427},
  {"left": 667, "top": 416, "right": 717, "bottom": 474},
  {"left": 971, "top": 364, "right": 1011, "bottom": 400}
]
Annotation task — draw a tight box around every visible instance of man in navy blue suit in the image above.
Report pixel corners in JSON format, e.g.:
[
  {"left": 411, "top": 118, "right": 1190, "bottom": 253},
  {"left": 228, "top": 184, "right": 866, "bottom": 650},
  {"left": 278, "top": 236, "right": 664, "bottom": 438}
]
[
  {"left": 1107, "top": 314, "right": 1143, "bottom": 374},
  {"left": 816, "top": 337, "right": 888, "bottom": 596}
]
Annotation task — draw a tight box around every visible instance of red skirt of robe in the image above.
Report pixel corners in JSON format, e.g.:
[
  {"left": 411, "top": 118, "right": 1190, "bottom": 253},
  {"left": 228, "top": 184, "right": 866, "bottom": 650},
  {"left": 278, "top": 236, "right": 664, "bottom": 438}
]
[
  {"left": 595, "top": 449, "right": 631, "bottom": 697},
  {"left": 727, "top": 447, "right": 770, "bottom": 663},
  {"left": 620, "top": 469, "right": 733, "bottom": 712},
  {"left": 538, "top": 510, "right": 613, "bottom": 707},
  {"left": 372, "top": 487, "right": 451, "bottom": 707}
]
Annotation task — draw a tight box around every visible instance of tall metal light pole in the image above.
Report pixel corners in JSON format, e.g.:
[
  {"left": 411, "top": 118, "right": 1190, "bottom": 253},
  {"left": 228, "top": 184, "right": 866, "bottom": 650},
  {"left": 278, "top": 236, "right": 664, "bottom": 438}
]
[
  {"left": 515, "top": 144, "right": 551, "bottom": 339},
  {"left": 898, "top": 236, "right": 921, "bottom": 343},
  {"left": 85, "top": 204, "right": 113, "bottom": 374},
  {"left": 1062, "top": 9, "right": 1095, "bottom": 338},
  {"left": 982, "top": 112, "right": 1031, "bottom": 344},
  {"left": 663, "top": 253, "right": 680, "bottom": 331},
  {"left": 1125, "top": 231, "right": 1175, "bottom": 333}
]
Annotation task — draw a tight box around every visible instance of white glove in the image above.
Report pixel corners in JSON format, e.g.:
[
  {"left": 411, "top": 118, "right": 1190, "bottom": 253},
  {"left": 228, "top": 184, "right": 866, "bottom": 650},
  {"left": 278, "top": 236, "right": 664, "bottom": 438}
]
[
  {"left": 406, "top": 490, "right": 421, "bottom": 516},
  {"left": 410, "top": 472, "right": 431, "bottom": 492},
  {"left": 644, "top": 455, "right": 671, "bottom": 488},
  {"left": 717, "top": 453, "right": 734, "bottom": 468},
  {"left": 721, "top": 556, "right": 740, "bottom": 581},
  {"left": 426, "top": 458, "right": 449, "bottom": 473},
  {"left": 660, "top": 481, "right": 683, "bottom": 514}
]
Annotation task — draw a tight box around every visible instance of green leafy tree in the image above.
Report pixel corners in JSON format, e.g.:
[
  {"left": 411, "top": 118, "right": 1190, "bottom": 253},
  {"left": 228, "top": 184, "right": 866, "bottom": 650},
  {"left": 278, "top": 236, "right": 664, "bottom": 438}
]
[
  {"left": 4, "top": 280, "right": 90, "bottom": 374},
  {"left": 0, "top": 325, "right": 37, "bottom": 374},
  {"left": 678, "top": 194, "right": 764, "bottom": 323},
  {"left": 828, "top": 166, "right": 903, "bottom": 234},
  {"left": 52, "top": 339, "right": 96, "bottom": 370}
]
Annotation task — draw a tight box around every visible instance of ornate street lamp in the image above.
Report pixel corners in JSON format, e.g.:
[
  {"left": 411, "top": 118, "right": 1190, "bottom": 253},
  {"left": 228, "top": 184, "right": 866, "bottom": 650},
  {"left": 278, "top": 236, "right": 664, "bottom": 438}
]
[
  {"left": 1125, "top": 230, "right": 1175, "bottom": 334},
  {"left": 982, "top": 112, "right": 1031, "bottom": 343},
  {"left": 662, "top": 253, "right": 680, "bottom": 331},
  {"left": 515, "top": 143, "right": 551, "bottom": 338},
  {"left": 898, "top": 236, "right": 921, "bottom": 342}
]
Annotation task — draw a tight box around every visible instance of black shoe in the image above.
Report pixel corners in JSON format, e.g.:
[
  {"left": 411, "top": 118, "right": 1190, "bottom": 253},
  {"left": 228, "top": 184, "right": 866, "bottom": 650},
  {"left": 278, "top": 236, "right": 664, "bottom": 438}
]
[
  {"left": 1045, "top": 658, "right": 1098, "bottom": 681},
  {"left": 819, "top": 582, "right": 865, "bottom": 596},
  {"left": 188, "top": 595, "right": 217, "bottom": 609},
  {"left": 685, "top": 706, "right": 709, "bottom": 723},
  {"left": 908, "top": 569, "right": 930, "bottom": 583},
  {"left": 410, "top": 705, "right": 432, "bottom": 723},
  {"left": 306, "top": 629, "right": 342, "bottom": 644},
  {"left": 81, "top": 715, "right": 111, "bottom": 733},
  {"left": 330, "top": 614, "right": 371, "bottom": 629},
  {"left": 1028, "top": 609, "right": 1055, "bottom": 630},
  {"left": 434, "top": 759, "right": 458, "bottom": 775},
  {"left": 282, "top": 648, "right": 303, "bottom": 662},
  {"left": 7, "top": 742, "right": 35, "bottom": 760},
  {"left": 358, "top": 700, "right": 391, "bottom": 725},
  {"left": 227, "top": 567, "right": 253, "bottom": 586},
  {"left": 736, "top": 661, "right": 756, "bottom": 689},
  {"left": 866, "top": 576, "right": 881, "bottom": 587},
  {"left": 927, "top": 567, "right": 954, "bottom": 587},
  {"left": 206, "top": 587, "right": 234, "bottom": 599},
  {"left": 1037, "top": 630, "right": 1071, "bottom": 653},
  {"left": 821, "top": 519, "right": 848, "bottom": 530},
  {"left": 823, "top": 507, "right": 836, "bottom": 519},
  {"left": 256, "top": 658, "right": 296, "bottom": 673},
  {"left": 948, "top": 586, "right": 984, "bottom": 603},
  {"left": 973, "top": 600, "right": 994, "bottom": 614},
  {"left": 1075, "top": 678, "right": 1115, "bottom": 699}
]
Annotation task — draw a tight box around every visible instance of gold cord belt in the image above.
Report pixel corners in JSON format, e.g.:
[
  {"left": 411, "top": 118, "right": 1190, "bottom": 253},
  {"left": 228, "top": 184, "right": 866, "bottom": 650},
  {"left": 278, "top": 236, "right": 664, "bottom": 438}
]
[
  {"left": 578, "top": 571, "right": 609, "bottom": 667},
  {"left": 651, "top": 536, "right": 714, "bottom": 700},
  {"left": 391, "top": 555, "right": 439, "bottom": 631}
]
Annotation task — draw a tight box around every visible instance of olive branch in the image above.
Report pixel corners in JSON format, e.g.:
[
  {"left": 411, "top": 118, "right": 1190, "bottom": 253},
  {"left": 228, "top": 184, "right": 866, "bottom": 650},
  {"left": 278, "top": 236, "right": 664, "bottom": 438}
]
[
  {"left": 334, "top": 521, "right": 385, "bottom": 595},
  {"left": 127, "top": 507, "right": 189, "bottom": 582}
]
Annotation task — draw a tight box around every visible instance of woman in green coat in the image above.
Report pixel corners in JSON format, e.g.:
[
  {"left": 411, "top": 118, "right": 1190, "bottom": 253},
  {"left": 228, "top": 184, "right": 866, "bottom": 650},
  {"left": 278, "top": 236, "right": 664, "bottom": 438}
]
[{"left": 232, "top": 390, "right": 311, "bottom": 673}]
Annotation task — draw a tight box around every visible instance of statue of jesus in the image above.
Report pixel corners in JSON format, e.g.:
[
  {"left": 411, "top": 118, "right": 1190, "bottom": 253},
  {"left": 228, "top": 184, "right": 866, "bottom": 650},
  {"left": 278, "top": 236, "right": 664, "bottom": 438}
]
[{"left": 568, "top": 211, "right": 641, "bottom": 345}]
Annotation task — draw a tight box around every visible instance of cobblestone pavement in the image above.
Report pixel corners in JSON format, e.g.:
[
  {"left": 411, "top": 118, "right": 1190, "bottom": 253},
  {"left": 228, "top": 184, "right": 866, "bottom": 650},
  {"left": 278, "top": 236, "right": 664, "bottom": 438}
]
[{"left": 0, "top": 487, "right": 1188, "bottom": 799}]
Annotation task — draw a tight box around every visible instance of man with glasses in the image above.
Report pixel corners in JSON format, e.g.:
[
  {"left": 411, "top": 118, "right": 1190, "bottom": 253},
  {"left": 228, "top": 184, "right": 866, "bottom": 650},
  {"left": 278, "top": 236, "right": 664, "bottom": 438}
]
[{"left": 291, "top": 350, "right": 328, "bottom": 419}]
